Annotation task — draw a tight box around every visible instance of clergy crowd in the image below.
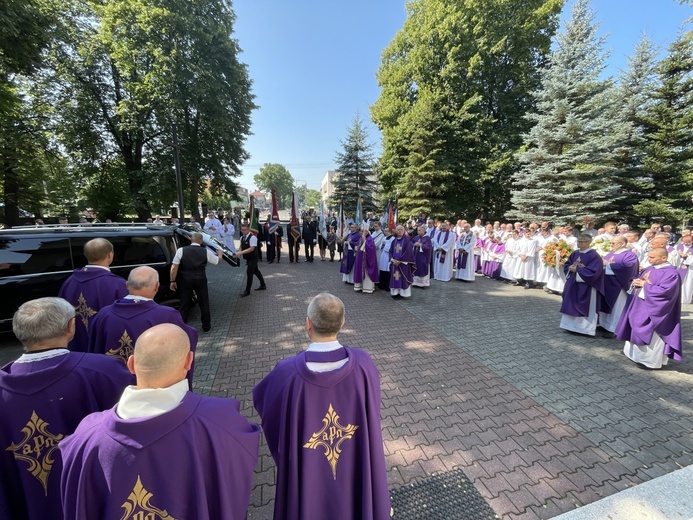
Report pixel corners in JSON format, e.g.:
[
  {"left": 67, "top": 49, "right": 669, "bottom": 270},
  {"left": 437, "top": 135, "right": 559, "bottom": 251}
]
[
  {"left": 1, "top": 235, "right": 390, "bottom": 519},
  {"left": 336, "top": 216, "right": 686, "bottom": 371}
]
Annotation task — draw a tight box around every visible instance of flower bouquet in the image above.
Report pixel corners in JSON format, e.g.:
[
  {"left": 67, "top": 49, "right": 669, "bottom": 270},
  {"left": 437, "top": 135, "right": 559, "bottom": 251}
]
[
  {"left": 543, "top": 240, "right": 573, "bottom": 268},
  {"left": 591, "top": 235, "right": 611, "bottom": 257}
]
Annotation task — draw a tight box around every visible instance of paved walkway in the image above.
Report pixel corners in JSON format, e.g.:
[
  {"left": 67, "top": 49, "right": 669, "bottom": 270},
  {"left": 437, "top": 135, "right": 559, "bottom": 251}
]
[
  {"left": 1, "top": 242, "right": 691, "bottom": 519},
  {"left": 187, "top": 245, "right": 693, "bottom": 519}
]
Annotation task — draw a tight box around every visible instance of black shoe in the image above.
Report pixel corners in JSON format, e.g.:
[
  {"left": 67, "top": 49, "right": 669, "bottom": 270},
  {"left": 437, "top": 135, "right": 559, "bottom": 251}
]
[
  {"left": 512, "top": 281, "right": 521, "bottom": 286},
  {"left": 202, "top": 326, "right": 211, "bottom": 332},
  {"left": 239, "top": 292, "right": 250, "bottom": 297},
  {"left": 524, "top": 283, "right": 532, "bottom": 290},
  {"left": 255, "top": 285, "right": 267, "bottom": 291},
  {"left": 329, "top": 259, "right": 334, "bottom": 262},
  {"left": 267, "top": 261, "right": 274, "bottom": 264},
  {"left": 602, "top": 332, "right": 616, "bottom": 339}
]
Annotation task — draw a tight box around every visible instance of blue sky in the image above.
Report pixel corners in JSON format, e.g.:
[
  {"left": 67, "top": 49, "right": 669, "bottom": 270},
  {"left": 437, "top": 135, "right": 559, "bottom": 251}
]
[{"left": 233, "top": 0, "right": 692, "bottom": 192}]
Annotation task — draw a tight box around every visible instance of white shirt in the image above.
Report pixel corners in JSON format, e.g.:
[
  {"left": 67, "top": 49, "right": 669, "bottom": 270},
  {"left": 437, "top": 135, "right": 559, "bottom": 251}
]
[
  {"left": 15, "top": 349, "right": 69, "bottom": 364},
  {"left": 305, "top": 340, "right": 349, "bottom": 373},
  {"left": 123, "top": 294, "right": 152, "bottom": 301},
  {"left": 172, "top": 243, "right": 220, "bottom": 265},
  {"left": 116, "top": 378, "right": 189, "bottom": 420}
]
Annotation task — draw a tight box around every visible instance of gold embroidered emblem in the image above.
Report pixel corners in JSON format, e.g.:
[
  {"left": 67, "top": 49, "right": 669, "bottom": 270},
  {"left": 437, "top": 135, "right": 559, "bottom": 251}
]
[
  {"left": 303, "top": 404, "right": 358, "bottom": 480},
  {"left": 394, "top": 271, "right": 401, "bottom": 280},
  {"left": 120, "top": 476, "right": 176, "bottom": 520},
  {"left": 6, "top": 411, "right": 64, "bottom": 495},
  {"left": 395, "top": 244, "right": 402, "bottom": 253},
  {"left": 107, "top": 330, "right": 134, "bottom": 364},
  {"left": 75, "top": 293, "right": 96, "bottom": 329}
]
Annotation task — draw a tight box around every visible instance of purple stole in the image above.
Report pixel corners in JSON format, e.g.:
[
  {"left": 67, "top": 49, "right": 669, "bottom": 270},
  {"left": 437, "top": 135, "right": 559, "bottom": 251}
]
[
  {"left": 457, "top": 233, "right": 474, "bottom": 269},
  {"left": 437, "top": 230, "right": 451, "bottom": 264},
  {"left": 340, "top": 232, "right": 362, "bottom": 275}
]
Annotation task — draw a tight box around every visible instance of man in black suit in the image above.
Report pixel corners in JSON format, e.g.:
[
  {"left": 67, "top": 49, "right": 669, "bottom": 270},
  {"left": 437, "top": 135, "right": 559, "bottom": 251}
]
[
  {"left": 237, "top": 223, "right": 266, "bottom": 297},
  {"left": 265, "top": 217, "right": 284, "bottom": 264},
  {"left": 287, "top": 222, "right": 301, "bottom": 263},
  {"left": 302, "top": 215, "right": 318, "bottom": 262},
  {"left": 170, "top": 233, "right": 223, "bottom": 332}
]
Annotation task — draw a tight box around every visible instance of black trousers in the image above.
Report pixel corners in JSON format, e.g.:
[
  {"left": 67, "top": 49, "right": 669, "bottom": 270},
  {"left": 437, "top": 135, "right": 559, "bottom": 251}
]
[
  {"left": 378, "top": 270, "right": 391, "bottom": 291},
  {"left": 304, "top": 241, "right": 314, "bottom": 261},
  {"left": 288, "top": 239, "right": 301, "bottom": 262},
  {"left": 245, "top": 259, "right": 265, "bottom": 293},
  {"left": 266, "top": 242, "right": 275, "bottom": 262},
  {"left": 179, "top": 275, "right": 211, "bottom": 329}
]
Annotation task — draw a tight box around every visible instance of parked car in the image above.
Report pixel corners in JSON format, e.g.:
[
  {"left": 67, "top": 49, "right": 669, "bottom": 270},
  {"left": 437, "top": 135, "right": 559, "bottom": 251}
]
[{"left": 0, "top": 223, "right": 238, "bottom": 331}]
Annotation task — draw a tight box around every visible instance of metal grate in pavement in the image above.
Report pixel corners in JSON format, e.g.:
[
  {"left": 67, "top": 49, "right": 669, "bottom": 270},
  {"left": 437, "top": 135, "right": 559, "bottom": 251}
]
[{"left": 391, "top": 468, "right": 499, "bottom": 520}]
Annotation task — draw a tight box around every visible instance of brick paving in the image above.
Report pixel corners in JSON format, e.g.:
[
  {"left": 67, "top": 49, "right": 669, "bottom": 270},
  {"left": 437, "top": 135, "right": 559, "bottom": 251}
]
[
  {"left": 191, "top": 241, "right": 693, "bottom": 520},
  {"left": 3, "top": 238, "right": 692, "bottom": 519}
]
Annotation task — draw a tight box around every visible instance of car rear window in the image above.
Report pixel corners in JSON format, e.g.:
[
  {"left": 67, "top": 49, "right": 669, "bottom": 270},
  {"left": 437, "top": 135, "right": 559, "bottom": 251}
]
[{"left": 0, "top": 237, "right": 72, "bottom": 278}]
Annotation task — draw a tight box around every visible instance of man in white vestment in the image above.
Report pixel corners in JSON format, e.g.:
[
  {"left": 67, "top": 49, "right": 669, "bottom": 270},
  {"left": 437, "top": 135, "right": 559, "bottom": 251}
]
[
  {"left": 500, "top": 230, "right": 518, "bottom": 282},
  {"left": 455, "top": 224, "right": 476, "bottom": 282},
  {"left": 512, "top": 229, "right": 538, "bottom": 289},
  {"left": 432, "top": 222, "right": 455, "bottom": 282},
  {"left": 425, "top": 219, "right": 437, "bottom": 238},
  {"left": 674, "top": 234, "right": 693, "bottom": 304},
  {"left": 203, "top": 211, "right": 223, "bottom": 241},
  {"left": 371, "top": 220, "right": 385, "bottom": 251}
]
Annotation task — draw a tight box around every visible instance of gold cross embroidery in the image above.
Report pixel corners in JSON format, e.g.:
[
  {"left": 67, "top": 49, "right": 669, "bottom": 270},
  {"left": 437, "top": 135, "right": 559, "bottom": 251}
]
[
  {"left": 395, "top": 244, "right": 402, "bottom": 253},
  {"left": 106, "top": 330, "right": 134, "bottom": 364},
  {"left": 394, "top": 271, "right": 401, "bottom": 280},
  {"left": 120, "top": 476, "right": 176, "bottom": 520},
  {"left": 6, "top": 411, "right": 64, "bottom": 495},
  {"left": 75, "top": 293, "right": 96, "bottom": 329},
  {"left": 303, "top": 404, "right": 358, "bottom": 480}
]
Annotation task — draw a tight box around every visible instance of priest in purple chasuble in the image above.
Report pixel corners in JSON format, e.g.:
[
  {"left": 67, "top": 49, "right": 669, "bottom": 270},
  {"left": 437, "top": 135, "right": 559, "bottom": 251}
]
[
  {"left": 488, "top": 238, "right": 506, "bottom": 280},
  {"left": 616, "top": 248, "right": 683, "bottom": 369},
  {"left": 389, "top": 225, "right": 416, "bottom": 298},
  {"left": 60, "top": 324, "right": 260, "bottom": 520},
  {"left": 87, "top": 266, "right": 199, "bottom": 388},
  {"left": 673, "top": 235, "right": 693, "bottom": 304},
  {"left": 340, "top": 224, "right": 362, "bottom": 284},
  {"left": 455, "top": 225, "right": 476, "bottom": 282},
  {"left": 252, "top": 293, "right": 390, "bottom": 520},
  {"left": 598, "top": 236, "right": 639, "bottom": 336},
  {"left": 58, "top": 238, "right": 128, "bottom": 352},
  {"left": 353, "top": 227, "right": 379, "bottom": 294},
  {"left": 559, "top": 234, "right": 605, "bottom": 336},
  {"left": 412, "top": 226, "right": 432, "bottom": 287},
  {"left": 432, "top": 222, "right": 455, "bottom": 282},
  {"left": 0, "top": 298, "right": 133, "bottom": 520}
]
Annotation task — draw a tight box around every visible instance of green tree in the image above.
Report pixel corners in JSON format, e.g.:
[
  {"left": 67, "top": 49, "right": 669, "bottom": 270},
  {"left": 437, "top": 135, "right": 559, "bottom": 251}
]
[
  {"left": 304, "top": 188, "right": 321, "bottom": 208},
  {"left": 253, "top": 163, "right": 294, "bottom": 209},
  {"left": 510, "top": 0, "right": 627, "bottom": 224},
  {"left": 611, "top": 35, "right": 659, "bottom": 222},
  {"left": 634, "top": 30, "right": 693, "bottom": 224},
  {"left": 372, "top": 0, "right": 561, "bottom": 220},
  {"left": 46, "top": 0, "right": 254, "bottom": 220},
  {"left": 331, "top": 114, "right": 377, "bottom": 214}
]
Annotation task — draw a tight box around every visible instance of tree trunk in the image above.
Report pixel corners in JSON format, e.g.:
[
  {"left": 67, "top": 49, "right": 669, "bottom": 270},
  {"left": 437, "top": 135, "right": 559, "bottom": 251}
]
[
  {"left": 190, "top": 176, "right": 199, "bottom": 219},
  {"left": 3, "top": 160, "right": 20, "bottom": 228},
  {"left": 122, "top": 141, "right": 151, "bottom": 221}
]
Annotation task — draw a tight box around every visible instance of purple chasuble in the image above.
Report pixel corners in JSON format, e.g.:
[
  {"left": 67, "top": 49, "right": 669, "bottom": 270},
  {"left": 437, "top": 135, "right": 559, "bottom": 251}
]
[
  {"left": 354, "top": 235, "right": 380, "bottom": 284},
  {"left": 252, "top": 347, "right": 390, "bottom": 520},
  {"left": 675, "top": 244, "right": 692, "bottom": 280},
  {"left": 615, "top": 265, "right": 683, "bottom": 361},
  {"left": 60, "top": 393, "right": 260, "bottom": 520},
  {"left": 340, "top": 232, "right": 362, "bottom": 275},
  {"left": 412, "top": 235, "right": 432, "bottom": 276},
  {"left": 559, "top": 249, "right": 605, "bottom": 317},
  {"left": 599, "top": 250, "right": 639, "bottom": 313},
  {"left": 87, "top": 299, "right": 199, "bottom": 388},
  {"left": 58, "top": 267, "right": 128, "bottom": 352},
  {"left": 0, "top": 353, "right": 133, "bottom": 520},
  {"left": 389, "top": 234, "right": 416, "bottom": 291}
]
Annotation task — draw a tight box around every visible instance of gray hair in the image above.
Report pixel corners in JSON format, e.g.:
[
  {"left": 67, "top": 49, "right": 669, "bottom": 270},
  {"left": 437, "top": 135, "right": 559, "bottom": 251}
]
[
  {"left": 577, "top": 234, "right": 593, "bottom": 242},
  {"left": 13, "top": 297, "right": 75, "bottom": 348},
  {"left": 307, "top": 293, "right": 345, "bottom": 335}
]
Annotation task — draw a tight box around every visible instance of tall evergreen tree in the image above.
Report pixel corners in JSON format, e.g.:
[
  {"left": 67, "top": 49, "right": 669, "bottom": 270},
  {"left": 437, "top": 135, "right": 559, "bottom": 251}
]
[
  {"left": 633, "top": 29, "right": 693, "bottom": 224},
  {"left": 611, "top": 35, "right": 659, "bottom": 222},
  {"left": 331, "top": 114, "right": 377, "bottom": 214},
  {"left": 510, "top": 0, "right": 628, "bottom": 224}
]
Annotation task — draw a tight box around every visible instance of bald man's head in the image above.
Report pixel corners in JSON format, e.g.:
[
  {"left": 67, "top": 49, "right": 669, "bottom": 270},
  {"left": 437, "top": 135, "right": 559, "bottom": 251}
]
[
  {"left": 127, "top": 266, "right": 159, "bottom": 298},
  {"left": 129, "top": 324, "right": 192, "bottom": 388},
  {"left": 84, "top": 238, "right": 114, "bottom": 265}
]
